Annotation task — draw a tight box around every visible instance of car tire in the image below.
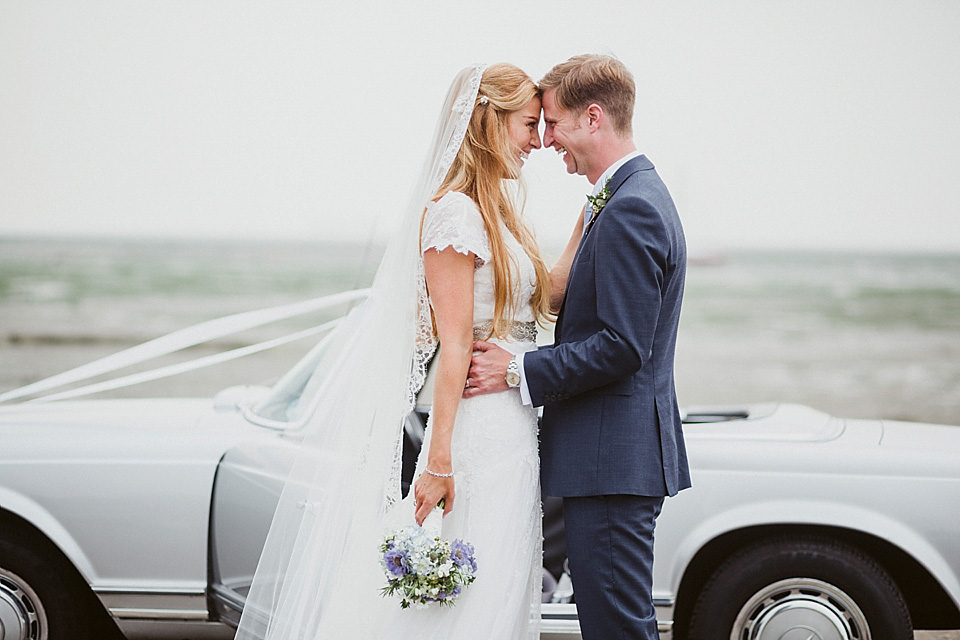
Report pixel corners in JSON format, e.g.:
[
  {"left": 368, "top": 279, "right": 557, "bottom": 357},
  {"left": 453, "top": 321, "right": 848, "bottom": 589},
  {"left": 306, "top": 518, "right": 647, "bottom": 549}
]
[
  {"left": 0, "top": 534, "right": 100, "bottom": 640},
  {"left": 687, "top": 535, "right": 912, "bottom": 640}
]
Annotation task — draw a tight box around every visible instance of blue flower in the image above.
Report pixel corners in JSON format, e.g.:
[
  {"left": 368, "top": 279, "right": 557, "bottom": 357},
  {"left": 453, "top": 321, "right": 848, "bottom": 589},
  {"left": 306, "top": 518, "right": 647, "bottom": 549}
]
[
  {"left": 384, "top": 548, "right": 410, "bottom": 576},
  {"left": 450, "top": 539, "right": 476, "bottom": 571}
]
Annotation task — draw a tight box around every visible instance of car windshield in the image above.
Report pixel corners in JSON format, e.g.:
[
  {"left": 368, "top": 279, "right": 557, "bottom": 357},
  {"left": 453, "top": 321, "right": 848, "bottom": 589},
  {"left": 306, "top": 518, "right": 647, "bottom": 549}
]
[
  {"left": 244, "top": 338, "right": 330, "bottom": 427},
  {"left": 243, "top": 306, "right": 362, "bottom": 429}
]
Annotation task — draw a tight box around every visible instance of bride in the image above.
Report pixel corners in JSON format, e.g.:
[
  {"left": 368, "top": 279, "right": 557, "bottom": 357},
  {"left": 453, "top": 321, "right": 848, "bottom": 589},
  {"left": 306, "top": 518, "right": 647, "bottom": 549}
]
[{"left": 235, "top": 63, "right": 562, "bottom": 639}]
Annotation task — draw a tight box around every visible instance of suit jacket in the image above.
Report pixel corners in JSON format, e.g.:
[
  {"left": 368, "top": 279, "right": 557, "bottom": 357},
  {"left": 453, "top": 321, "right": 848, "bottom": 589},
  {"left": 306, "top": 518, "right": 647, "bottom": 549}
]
[{"left": 525, "top": 155, "right": 691, "bottom": 498}]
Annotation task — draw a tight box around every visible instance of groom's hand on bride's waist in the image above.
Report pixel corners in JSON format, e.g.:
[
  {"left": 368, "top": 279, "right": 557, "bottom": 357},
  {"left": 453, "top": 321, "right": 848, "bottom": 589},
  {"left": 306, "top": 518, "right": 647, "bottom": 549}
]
[{"left": 463, "top": 341, "right": 512, "bottom": 398}]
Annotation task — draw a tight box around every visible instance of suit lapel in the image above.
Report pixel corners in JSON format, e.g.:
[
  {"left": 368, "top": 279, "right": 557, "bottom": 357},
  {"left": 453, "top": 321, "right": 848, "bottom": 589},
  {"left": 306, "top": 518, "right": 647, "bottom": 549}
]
[
  {"left": 581, "top": 154, "right": 653, "bottom": 242},
  {"left": 555, "top": 155, "right": 654, "bottom": 340}
]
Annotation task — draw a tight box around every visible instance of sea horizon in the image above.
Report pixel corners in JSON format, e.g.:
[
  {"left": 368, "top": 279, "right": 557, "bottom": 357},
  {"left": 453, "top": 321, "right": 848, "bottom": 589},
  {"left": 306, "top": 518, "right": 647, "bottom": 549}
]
[{"left": 2, "top": 236, "right": 959, "bottom": 426}]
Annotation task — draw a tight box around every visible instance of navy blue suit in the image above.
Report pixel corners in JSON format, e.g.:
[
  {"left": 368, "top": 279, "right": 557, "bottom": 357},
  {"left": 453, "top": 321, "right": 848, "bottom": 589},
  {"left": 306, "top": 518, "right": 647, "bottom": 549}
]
[{"left": 525, "top": 155, "right": 690, "bottom": 639}]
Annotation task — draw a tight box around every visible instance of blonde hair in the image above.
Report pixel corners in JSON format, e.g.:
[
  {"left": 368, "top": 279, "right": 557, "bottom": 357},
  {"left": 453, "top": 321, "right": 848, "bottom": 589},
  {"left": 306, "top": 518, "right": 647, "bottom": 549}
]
[
  {"left": 539, "top": 54, "right": 635, "bottom": 136},
  {"left": 430, "top": 63, "right": 553, "bottom": 339}
]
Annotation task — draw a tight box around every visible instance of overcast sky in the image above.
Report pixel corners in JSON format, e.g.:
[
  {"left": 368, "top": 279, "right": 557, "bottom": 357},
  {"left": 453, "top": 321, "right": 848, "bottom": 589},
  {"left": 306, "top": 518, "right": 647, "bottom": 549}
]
[{"left": 2, "top": 1, "right": 958, "bottom": 255}]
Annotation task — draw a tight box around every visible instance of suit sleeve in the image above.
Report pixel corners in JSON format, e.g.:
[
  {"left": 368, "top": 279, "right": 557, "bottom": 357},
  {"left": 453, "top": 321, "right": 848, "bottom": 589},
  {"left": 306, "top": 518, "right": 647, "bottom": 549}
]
[{"left": 524, "top": 193, "right": 667, "bottom": 405}]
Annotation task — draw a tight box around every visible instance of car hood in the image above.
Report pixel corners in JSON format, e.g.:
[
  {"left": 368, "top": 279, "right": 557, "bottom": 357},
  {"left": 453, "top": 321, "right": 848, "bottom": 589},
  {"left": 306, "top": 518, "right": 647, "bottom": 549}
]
[{"left": 0, "top": 398, "right": 260, "bottom": 464}]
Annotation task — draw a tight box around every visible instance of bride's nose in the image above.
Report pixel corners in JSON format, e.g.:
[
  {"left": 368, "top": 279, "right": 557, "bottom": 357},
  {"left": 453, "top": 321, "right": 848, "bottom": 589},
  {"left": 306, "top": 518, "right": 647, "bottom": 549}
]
[{"left": 531, "top": 130, "right": 542, "bottom": 149}]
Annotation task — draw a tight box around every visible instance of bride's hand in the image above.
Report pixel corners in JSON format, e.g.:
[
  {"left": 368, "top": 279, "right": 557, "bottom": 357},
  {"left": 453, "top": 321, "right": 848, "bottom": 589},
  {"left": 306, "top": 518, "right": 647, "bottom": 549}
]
[{"left": 413, "top": 472, "right": 455, "bottom": 526}]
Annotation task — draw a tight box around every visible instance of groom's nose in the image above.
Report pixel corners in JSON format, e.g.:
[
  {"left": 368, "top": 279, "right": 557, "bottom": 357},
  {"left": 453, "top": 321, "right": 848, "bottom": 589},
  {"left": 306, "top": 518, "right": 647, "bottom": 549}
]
[{"left": 543, "top": 126, "right": 555, "bottom": 149}]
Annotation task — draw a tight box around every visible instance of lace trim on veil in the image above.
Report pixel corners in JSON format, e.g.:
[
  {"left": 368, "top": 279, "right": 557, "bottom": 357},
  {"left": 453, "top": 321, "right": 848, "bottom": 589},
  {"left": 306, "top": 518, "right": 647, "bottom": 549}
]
[
  {"left": 442, "top": 72, "right": 483, "bottom": 170},
  {"left": 408, "top": 67, "right": 484, "bottom": 411}
]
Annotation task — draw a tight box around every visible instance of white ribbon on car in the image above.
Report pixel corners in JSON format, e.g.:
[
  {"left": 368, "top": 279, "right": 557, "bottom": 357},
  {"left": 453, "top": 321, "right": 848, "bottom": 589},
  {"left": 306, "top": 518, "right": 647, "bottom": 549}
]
[{"left": 0, "top": 288, "right": 370, "bottom": 404}]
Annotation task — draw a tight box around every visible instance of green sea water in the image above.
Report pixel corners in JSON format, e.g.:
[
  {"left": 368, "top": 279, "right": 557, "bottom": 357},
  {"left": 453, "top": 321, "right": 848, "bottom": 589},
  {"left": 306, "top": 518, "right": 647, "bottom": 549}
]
[{"left": 2, "top": 237, "right": 959, "bottom": 424}]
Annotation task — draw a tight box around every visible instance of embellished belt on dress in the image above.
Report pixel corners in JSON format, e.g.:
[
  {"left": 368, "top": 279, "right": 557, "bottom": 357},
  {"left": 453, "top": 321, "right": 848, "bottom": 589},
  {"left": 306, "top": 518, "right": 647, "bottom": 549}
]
[{"left": 473, "top": 320, "right": 537, "bottom": 343}]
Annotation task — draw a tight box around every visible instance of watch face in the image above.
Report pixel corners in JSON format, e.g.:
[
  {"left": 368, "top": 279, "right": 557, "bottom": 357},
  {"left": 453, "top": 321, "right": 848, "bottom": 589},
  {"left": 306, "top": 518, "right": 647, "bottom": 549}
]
[{"left": 506, "top": 371, "right": 521, "bottom": 387}]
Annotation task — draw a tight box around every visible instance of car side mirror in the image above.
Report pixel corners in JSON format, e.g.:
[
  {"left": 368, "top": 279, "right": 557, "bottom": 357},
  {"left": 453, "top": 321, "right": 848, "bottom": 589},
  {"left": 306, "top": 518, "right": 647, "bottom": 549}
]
[{"left": 213, "top": 385, "right": 270, "bottom": 413}]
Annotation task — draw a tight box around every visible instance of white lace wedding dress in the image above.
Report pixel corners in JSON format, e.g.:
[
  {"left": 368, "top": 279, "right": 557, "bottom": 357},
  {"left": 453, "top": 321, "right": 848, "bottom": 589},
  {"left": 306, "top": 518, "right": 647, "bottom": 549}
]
[{"left": 376, "top": 190, "right": 542, "bottom": 639}]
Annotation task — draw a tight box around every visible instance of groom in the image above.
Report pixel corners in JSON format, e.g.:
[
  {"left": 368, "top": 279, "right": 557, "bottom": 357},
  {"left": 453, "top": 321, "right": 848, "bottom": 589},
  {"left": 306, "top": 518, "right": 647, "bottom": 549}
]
[{"left": 464, "top": 54, "right": 690, "bottom": 639}]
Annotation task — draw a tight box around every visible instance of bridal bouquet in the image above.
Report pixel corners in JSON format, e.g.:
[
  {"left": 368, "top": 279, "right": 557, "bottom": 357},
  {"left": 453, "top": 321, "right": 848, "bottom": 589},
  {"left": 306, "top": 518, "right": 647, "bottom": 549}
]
[{"left": 379, "top": 508, "right": 477, "bottom": 609}]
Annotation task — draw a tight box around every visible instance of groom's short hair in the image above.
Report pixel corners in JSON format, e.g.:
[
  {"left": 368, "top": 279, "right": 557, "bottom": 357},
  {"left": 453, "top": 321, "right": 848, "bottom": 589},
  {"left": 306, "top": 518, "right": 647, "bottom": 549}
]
[{"left": 539, "top": 54, "right": 635, "bottom": 136}]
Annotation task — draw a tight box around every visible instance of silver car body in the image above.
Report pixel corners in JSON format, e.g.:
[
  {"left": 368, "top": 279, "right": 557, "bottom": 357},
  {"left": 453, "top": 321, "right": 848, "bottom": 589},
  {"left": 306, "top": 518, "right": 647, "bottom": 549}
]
[{"left": 1, "top": 294, "right": 958, "bottom": 639}]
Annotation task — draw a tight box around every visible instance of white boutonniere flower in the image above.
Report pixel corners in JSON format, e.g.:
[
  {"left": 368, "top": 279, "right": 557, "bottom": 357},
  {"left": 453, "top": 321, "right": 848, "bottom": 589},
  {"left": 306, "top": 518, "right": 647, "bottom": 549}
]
[{"left": 586, "top": 178, "right": 613, "bottom": 218}]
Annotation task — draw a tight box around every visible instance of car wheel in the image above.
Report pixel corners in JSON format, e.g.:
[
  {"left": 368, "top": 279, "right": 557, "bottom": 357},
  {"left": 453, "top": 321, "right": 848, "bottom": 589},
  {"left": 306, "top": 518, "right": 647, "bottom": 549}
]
[
  {"left": 0, "top": 535, "right": 98, "bottom": 640},
  {"left": 687, "top": 536, "right": 912, "bottom": 640}
]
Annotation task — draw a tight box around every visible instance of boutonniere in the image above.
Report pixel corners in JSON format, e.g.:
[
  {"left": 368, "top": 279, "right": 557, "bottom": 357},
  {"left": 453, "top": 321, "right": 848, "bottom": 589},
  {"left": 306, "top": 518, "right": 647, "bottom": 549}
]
[{"left": 586, "top": 178, "right": 612, "bottom": 218}]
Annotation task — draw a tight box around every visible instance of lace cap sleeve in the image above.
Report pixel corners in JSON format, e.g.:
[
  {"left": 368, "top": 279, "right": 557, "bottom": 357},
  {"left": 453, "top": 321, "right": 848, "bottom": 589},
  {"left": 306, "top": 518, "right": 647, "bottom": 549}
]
[{"left": 421, "top": 192, "right": 491, "bottom": 264}]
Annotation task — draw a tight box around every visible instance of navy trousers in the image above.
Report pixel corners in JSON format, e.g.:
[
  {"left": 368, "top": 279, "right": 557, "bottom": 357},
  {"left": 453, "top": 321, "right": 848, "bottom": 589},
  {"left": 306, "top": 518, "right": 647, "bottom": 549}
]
[{"left": 563, "top": 494, "right": 664, "bottom": 640}]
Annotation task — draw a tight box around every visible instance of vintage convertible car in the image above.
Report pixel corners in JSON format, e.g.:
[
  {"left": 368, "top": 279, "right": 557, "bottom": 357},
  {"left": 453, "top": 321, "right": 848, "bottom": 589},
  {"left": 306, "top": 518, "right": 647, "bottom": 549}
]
[{"left": 1, "top": 292, "right": 958, "bottom": 640}]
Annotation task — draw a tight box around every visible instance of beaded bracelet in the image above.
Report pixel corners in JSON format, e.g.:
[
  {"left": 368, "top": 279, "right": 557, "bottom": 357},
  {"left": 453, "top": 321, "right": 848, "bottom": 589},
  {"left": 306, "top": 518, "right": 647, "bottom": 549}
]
[{"left": 425, "top": 468, "right": 454, "bottom": 478}]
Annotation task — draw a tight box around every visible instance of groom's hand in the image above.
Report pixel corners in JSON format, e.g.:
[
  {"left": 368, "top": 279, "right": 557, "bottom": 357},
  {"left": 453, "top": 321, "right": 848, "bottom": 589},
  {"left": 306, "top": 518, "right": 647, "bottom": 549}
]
[{"left": 463, "top": 341, "right": 512, "bottom": 398}]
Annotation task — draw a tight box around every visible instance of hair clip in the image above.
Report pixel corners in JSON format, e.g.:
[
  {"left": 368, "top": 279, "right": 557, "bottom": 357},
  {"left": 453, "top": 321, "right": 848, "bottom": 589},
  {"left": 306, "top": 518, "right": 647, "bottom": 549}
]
[{"left": 479, "top": 95, "right": 489, "bottom": 105}]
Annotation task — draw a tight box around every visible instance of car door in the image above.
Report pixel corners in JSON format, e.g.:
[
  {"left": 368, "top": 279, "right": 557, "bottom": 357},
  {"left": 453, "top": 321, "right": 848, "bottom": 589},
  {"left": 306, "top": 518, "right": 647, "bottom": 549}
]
[{"left": 207, "top": 409, "right": 428, "bottom": 628}]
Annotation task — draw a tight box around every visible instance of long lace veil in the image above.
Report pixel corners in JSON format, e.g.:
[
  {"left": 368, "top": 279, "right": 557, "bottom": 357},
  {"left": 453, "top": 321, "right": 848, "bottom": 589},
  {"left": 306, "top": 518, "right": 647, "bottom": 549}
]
[{"left": 234, "top": 64, "right": 486, "bottom": 639}]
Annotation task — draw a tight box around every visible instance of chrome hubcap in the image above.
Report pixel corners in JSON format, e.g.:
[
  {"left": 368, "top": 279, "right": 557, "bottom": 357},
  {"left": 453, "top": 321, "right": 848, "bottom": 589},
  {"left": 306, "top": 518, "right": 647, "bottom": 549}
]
[
  {"left": 733, "top": 578, "right": 870, "bottom": 640},
  {"left": 0, "top": 569, "right": 45, "bottom": 640}
]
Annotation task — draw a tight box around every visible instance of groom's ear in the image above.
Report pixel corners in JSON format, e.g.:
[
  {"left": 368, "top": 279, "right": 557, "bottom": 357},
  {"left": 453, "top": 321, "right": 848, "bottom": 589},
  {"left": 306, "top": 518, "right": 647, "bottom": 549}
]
[{"left": 585, "top": 103, "right": 603, "bottom": 132}]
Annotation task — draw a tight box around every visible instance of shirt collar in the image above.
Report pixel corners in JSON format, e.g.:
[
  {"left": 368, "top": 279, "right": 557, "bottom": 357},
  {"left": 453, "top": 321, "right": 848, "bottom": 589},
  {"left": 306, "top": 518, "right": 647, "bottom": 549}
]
[{"left": 590, "top": 150, "right": 643, "bottom": 196}]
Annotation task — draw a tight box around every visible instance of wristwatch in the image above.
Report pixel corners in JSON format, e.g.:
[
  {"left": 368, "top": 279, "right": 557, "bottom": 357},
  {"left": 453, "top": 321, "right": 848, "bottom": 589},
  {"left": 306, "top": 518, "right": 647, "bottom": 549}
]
[{"left": 505, "top": 356, "right": 521, "bottom": 388}]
